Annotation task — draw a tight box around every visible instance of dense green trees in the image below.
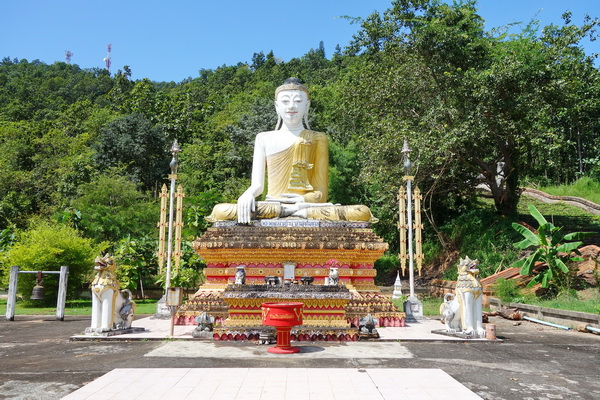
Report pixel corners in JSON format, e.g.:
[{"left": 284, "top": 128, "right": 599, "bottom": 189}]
[
  {"left": 0, "top": 0, "right": 598, "bottom": 294},
  {"left": 339, "top": 0, "right": 599, "bottom": 220},
  {"left": 94, "top": 113, "right": 170, "bottom": 191}
]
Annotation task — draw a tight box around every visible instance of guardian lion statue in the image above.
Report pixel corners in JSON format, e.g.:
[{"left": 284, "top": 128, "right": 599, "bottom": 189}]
[
  {"left": 86, "top": 254, "right": 135, "bottom": 333},
  {"left": 439, "top": 256, "right": 485, "bottom": 338}
]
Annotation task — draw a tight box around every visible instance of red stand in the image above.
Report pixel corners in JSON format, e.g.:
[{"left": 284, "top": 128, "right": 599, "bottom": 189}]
[{"left": 261, "top": 302, "right": 303, "bottom": 354}]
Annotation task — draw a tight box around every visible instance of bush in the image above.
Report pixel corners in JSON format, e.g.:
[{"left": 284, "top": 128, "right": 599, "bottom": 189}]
[
  {"left": 374, "top": 254, "right": 400, "bottom": 285},
  {"left": 72, "top": 171, "right": 158, "bottom": 243},
  {"left": 511, "top": 204, "right": 593, "bottom": 292},
  {"left": 540, "top": 177, "right": 600, "bottom": 205},
  {"left": 440, "top": 206, "right": 520, "bottom": 280},
  {"left": 153, "top": 241, "right": 206, "bottom": 289},
  {"left": 2, "top": 221, "right": 104, "bottom": 304},
  {"left": 113, "top": 234, "right": 160, "bottom": 298},
  {"left": 492, "top": 278, "right": 523, "bottom": 302}
]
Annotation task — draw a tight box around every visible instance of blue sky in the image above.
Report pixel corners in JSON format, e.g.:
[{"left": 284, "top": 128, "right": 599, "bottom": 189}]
[{"left": 2, "top": 1, "right": 598, "bottom": 82}]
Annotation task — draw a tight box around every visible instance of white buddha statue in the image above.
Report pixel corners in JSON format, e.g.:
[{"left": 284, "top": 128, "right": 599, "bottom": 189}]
[{"left": 207, "top": 78, "right": 377, "bottom": 224}]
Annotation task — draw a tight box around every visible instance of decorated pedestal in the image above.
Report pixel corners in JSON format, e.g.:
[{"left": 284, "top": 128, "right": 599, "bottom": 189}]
[
  {"left": 213, "top": 283, "right": 355, "bottom": 341},
  {"left": 262, "top": 302, "right": 303, "bottom": 354},
  {"left": 176, "top": 221, "right": 405, "bottom": 339}
]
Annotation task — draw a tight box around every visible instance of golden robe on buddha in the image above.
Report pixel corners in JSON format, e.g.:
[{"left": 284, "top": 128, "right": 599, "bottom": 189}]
[{"left": 207, "top": 130, "right": 377, "bottom": 223}]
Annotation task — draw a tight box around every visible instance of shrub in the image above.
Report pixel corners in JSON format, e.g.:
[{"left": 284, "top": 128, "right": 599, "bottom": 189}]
[
  {"left": 153, "top": 241, "right": 206, "bottom": 289},
  {"left": 2, "top": 221, "right": 104, "bottom": 304},
  {"left": 440, "top": 206, "right": 520, "bottom": 280},
  {"left": 492, "top": 278, "right": 523, "bottom": 302},
  {"left": 72, "top": 171, "right": 158, "bottom": 243},
  {"left": 114, "top": 234, "right": 158, "bottom": 297},
  {"left": 374, "top": 254, "right": 400, "bottom": 285},
  {"left": 511, "top": 204, "right": 594, "bottom": 292}
]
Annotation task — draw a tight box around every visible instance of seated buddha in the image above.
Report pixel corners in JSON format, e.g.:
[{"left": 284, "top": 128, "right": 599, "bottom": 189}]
[{"left": 207, "top": 78, "right": 377, "bottom": 224}]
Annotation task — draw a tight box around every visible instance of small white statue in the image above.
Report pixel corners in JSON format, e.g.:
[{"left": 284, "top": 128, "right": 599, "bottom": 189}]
[
  {"left": 328, "top": 267, "right": 339, "bottom": 286},
  {"left": 195, "top": 312, "right": 215, "bottom": 332},
  {"left": 439, "top": 256, "right": 485, "bottom": 338},
  {"left": 235, "top": 265, "right": 246, "bottom": 285},
  {"left": 359, "top": 313, "right": 378, "bottom": 334},
  {"left": 86, "top": 254, "right": 135, "bottom": 333}
]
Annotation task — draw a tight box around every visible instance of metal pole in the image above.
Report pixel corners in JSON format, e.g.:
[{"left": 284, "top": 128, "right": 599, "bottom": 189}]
[
  {"left": 406, "top": 177, "right": 414, "bottom": 298},
  {"left": 165, "top": 140, "right": 181, "bottom": 291},
  {"left": 170, "top": 307, "right": 176, "bottom": 337},
  {"left": 401, "top": 139, "right": 422, "bottom": 320},
  {"left": 165, "top": 174, "right": 176, "bottom": 290},
  {"left": 401, "top": 140, "right": 415, "bottom": 298},
  {"left": 523, "top": 316, "right": 571, "bottom": 330}
]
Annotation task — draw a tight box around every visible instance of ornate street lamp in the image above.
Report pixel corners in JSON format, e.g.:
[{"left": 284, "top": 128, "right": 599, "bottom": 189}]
[
  {"left": 156, "top": 140, "right": 185, "bottom": 320},
  {"left": 165, "top": 140, "right": 181, "bottom": 291},
  {"left": 401, "top": 140, "right": 423, "bottom": 320}
]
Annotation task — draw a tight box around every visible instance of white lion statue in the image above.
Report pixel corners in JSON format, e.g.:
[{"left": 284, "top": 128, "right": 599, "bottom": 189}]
[
  {"left": 86, "top": 254, "right": 135, "bottom": 333},
  {"left": 440, "top": 256, "right": 485, "bottom": 338}
]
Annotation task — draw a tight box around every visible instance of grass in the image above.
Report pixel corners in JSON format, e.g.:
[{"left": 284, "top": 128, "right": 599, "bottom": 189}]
[
  {"left": 0, "top": 298, "right": 159, "bottom": 316},
  {"left": 527, "top": 295, "right": 600, "bottom": 314},
  {"left": 392, "top": 296, "right": 445, "bottom": 316},
  {"left": 476, "top": 196, "right": 600, "bottom": 247},
  {"left": 498, "top": 289, "right": 600, "bottom": 315},
  {"left": 539, "top": 177, "right": 600, "bottom": 205},
  {"left": 517, "top": 197, "right": 600, "bottom": 225}
]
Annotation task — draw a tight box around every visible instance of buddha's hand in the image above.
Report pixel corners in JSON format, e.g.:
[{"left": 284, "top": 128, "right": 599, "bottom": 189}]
[
  {"left": 237, "top": 192, "right": 256, "bottom": 224},
  {"left": 266, "top": 193, "right": 305, "bottom": 203}
]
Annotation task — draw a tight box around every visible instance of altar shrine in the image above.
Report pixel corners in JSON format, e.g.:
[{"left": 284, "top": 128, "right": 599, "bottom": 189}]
[
  {"left": 175, "top": 78, "right": 405, "bottom": 340},
  {"left": 175, "top": 221, "right": 405, "bottom": 340}
]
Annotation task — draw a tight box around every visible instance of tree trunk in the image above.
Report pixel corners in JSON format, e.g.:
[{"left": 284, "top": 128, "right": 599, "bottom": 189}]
[{"left": 475, "top": 136, "right": 520, "bottom": 216}]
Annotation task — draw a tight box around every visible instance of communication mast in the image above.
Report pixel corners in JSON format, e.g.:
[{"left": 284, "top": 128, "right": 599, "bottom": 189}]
[
  {"left": 103, "top": 44, "right": 112, "bottom": 73},
  {"left": 65, "top": 51, "right": 73, "bottom": 64}
]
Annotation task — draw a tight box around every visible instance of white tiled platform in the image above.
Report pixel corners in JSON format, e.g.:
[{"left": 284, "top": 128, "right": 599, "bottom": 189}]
[
  {"left": 144, "top": 341, "right": 414, "bottom": 359},
  {"left": 61, "top": 368, "right": 482, "bottom": 400},
  {"left": 72, "top": 317, "right": 477, "bottom": 342}
]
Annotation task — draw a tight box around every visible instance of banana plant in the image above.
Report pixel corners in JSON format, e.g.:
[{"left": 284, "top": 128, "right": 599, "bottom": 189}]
[{"left": 511, "top": 204, "right": 593, "bottom": 289}]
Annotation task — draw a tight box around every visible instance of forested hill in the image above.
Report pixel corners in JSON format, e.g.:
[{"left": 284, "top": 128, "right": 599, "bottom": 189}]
[{"left": 0, "top": 1, "right": 598, "bottom": 283}]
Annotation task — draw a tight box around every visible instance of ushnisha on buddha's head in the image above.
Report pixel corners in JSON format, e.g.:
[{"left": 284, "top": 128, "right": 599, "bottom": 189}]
[{"left": 274, "top": 77, "right": 311, "bottom": 130}]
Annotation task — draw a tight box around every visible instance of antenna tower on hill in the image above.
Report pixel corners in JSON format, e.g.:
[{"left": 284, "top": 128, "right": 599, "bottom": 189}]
[
  {"left": 65, "top": 51, "right": 73, "bottom": 64},
  {"left": 103, "top": 44, "right": 112, "bottom": 73}
]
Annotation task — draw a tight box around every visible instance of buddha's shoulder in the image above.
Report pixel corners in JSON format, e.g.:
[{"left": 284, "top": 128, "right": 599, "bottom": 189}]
[
  {"left": 302, "top": 130, "right": 327, "bottom": 141},
  {"left": 256, "top": 130, "right": 278, "bottom": 138},
  {"left": 256, "top": 130, "right": 327, "bottom": 140}
]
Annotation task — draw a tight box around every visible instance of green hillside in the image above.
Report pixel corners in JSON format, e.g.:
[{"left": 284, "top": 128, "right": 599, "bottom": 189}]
[{"left": 1, "top": 0, "right": 599, "bottom": 299}]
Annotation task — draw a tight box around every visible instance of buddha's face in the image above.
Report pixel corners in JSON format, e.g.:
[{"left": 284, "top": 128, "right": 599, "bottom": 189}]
[{"left": 275, "top": 90, "right": 310, "bottom": 127}]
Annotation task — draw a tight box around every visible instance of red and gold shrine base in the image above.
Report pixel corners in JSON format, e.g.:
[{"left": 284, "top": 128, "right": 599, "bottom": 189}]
[{"left": 262, "top": 302, "right": 303, "bottom": 354}]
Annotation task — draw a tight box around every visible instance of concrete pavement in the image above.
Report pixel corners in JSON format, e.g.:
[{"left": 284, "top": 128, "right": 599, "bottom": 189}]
[
  {"left": 0, "top": 315, "right": 599, "bottom": 399},
  {"left": 70, "top": 316, "right": 491, "bottom": 342}
]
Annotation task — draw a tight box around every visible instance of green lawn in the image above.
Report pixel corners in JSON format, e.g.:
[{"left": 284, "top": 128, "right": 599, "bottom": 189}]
[
  {"left": 527, "top": 297, "right": 600, "bottom": 314},
  {"left": 392, "top": 296, "right": 443, "bottom": 316},
  {"left": 0, "top": 298, "right": 159, "bottom": 316},
  {"left": 504, "top": 289, "right": 600, "bottom": 315},
  {"left": 394, "top": 293, "right": 600, "bottom": 316},
  {"left": 477, "top": 195, "right": 600, "bottom": 247},
  {"left": 539, "top": 177, "right": 600, "bottom": 205}
]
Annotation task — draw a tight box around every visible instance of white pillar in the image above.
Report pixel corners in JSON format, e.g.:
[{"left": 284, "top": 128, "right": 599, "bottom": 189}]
[
  {"left": 5, "top": 266, "right": 19, "bottom": 321},
  {"left": 56, "top": 266, "right": 69, "bottom": 321}
]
